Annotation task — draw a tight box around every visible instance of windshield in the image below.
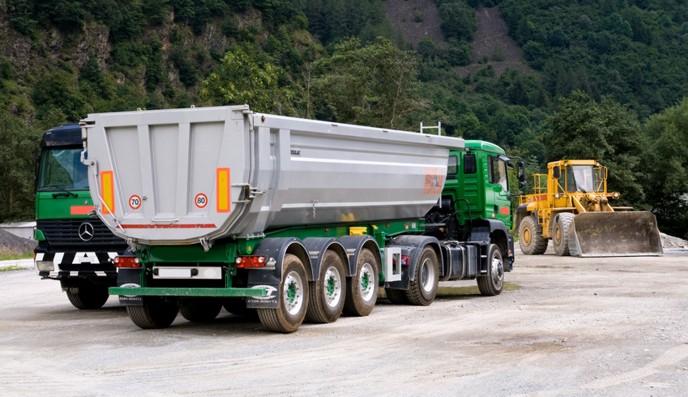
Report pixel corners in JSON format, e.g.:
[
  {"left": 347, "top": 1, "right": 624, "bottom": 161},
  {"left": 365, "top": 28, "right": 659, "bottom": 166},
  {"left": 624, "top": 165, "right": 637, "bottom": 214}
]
[
  {"left": 568, "top": 165, "right": 602, "bottom": 193},
  {"left": 37, "top": 147, "right": 89, "bottom": 191}
]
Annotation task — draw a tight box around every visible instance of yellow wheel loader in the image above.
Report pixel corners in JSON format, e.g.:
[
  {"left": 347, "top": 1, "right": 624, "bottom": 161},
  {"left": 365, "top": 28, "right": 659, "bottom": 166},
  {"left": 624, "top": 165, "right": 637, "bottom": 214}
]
[{"left": 515, "top": 160, "right": 663, "bottom": 257}]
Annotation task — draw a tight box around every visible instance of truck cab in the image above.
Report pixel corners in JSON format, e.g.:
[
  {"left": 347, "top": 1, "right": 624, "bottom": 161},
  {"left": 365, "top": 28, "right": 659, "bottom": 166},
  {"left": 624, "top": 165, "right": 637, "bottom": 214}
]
[{"left": 34, "top": 123, "right": 127, "bottom": 309}]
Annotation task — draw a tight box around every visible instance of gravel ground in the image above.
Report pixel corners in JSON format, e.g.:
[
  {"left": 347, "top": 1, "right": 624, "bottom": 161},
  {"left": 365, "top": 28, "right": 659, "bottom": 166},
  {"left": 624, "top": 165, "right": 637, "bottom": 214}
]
[{"left": 1, "top": 246, "right": 686, "bottom": 397}]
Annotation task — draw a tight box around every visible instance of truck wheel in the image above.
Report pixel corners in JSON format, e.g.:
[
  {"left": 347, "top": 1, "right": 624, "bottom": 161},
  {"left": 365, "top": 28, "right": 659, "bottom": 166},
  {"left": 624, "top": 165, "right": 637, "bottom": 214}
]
[
  {"left": 477, "top": 244, "right": 504, "bottom": 296},
  {"left": 344, "top": 248, "right": 379, "bottom": 316},
  {"left": 552, "top": 213, "right": 575, "bottom": 256},
  {"left": 179, "top": 298, "right": 222, "bottom": 322},
  {"left": 405, "top": 247, "right": 439, "bottom": 306},
  {"left": 257, "top": 254, "right": 308, "bottom": 333},
  {"left": 518, "top": 215, "right": 548, "bottom": 255},
  {"left": 306, "top": 250, "right": 346, "bottom": 323},
  {"left": 127, "top": 297, "right": 179, "bottom": 329},
  {"left": 66, "top": 283, "right": 109, "bottom": 310}
]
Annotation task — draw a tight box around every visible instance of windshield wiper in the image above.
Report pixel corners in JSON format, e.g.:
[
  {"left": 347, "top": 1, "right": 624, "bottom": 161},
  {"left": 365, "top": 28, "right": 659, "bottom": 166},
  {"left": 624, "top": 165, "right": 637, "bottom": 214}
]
[{"left": 51, "top": 186, "right": 78, "bottom": 198}]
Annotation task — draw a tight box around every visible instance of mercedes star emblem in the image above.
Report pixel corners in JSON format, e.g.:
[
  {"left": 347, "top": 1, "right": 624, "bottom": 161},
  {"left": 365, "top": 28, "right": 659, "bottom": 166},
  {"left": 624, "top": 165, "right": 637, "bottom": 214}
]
[{"left": 78, "top": 222, "right": 95, "bottom": 242}]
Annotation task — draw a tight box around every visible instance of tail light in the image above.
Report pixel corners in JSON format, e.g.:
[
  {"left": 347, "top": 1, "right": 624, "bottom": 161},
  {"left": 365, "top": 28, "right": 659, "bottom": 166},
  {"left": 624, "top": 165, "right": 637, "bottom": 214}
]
[
  {"left": 393, "top": 255, "right": 411, "bottom": 267},
  {"left": 114, "top": 256, "right": 140, "bottom": 268},
  {"left": 235, "top": 256, "right": 267, "bottom": 269}
]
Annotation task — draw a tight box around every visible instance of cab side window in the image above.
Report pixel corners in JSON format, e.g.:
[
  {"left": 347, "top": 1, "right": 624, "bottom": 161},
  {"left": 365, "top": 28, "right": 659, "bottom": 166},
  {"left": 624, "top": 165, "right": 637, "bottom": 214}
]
[
  {"left": 464, "top": 153, "right": 476, "bottom": 174},
  {"left": 448, "top": 155, "right": 458, "bottom": 178},
  {"left": 489, "top": 156, "right": 508, "bottom": 191}
]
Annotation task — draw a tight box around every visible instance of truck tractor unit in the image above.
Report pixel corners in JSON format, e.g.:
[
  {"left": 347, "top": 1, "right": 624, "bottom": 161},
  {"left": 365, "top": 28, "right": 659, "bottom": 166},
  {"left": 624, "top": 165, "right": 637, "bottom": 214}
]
[
  {"left": 34, "top": 123, "right": 128, "bottom": 309},
  {"left": 516, "top": 159, "right": 663, "bottom": 257},
  {"left": 81, "top": 105, "right": 517, "bottom": 333}
]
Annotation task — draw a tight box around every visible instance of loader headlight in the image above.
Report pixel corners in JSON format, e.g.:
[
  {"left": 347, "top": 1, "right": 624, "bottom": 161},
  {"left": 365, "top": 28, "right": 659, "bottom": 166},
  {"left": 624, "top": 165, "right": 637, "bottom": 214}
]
[
  {"left": 554, "top": 193, "right": 560, "bottom": 199},
  {"left": 613, "top": 192, "right": 620, "bottom": 199}
]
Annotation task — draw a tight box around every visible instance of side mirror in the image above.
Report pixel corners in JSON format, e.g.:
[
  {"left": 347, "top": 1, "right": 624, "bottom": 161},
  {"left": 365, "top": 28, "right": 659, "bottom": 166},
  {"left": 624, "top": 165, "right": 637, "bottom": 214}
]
[{"left": 552, "top": 166, "right": 561, "bottom": 179}]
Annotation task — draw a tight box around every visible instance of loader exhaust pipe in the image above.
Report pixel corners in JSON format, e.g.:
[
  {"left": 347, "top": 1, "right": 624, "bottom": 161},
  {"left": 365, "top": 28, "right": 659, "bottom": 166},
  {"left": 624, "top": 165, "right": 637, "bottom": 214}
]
[{"left": 568, "top": 212, "right": 663, "bottom": 257}]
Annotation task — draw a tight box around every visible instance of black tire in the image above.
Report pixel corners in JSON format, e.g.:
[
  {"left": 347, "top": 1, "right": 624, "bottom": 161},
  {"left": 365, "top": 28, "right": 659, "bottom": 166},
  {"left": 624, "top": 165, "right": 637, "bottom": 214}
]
[
  {"left": 178, "top": 298, "right": 222, "bottom": 323},
  {"left": 344, "top": 248, "right": 379, "bottom": 316},
  {"left": 223, "top": 298, "right": 247, "bottom": 315},
  {"left": 477, "top": 244, "right": 504, "bottom": 296},
  {"left": 65, "top": 283, "right": 109, "bottom": 310},
  {"left": 306, "top": 250, "right": 347, "bottom": 323},
  {"left": 257, "top": 254, "right": 308, "bottom": 333},
  {"left": 385, "top": 288, "right": 408, "bottom": 304},
  {"left": 127, "top": 296, "right": 179, "bottom": 329},
  {"left": 518, "top": 215, "right": 548, "bottom": 255},
  {"left": 405, "top": 247, "right": 439, "bottom": 306},
  {"left": 552, "top": 213, "right": 575, "bottom": 256}
]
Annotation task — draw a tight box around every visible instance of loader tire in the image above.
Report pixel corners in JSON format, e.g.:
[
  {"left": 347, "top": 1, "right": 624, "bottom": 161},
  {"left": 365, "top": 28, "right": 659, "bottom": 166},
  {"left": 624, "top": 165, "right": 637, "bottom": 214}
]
[
  {"left": 567, "top": 224, "right": 581, "bottom": 257},
  {"left": 518, "top": 215, "right": 548, "bottom": 255},
  {"left": 552, "top": 213, "right": 575, "bottom": 256}
]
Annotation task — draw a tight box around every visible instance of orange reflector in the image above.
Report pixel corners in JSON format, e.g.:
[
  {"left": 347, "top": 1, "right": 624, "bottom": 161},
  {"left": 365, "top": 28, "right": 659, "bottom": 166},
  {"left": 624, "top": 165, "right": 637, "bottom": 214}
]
[
  {"left": 70, "top": 205, "right": 95, "bottom": 215},
  {"left": 114, "top": 256, "right": 140, "bottom": 268},
  {"left": 100, "top": 170, "right": 115, "bottom": 214},
  {"left": 216, "top": 168, "right": 230, "bottom": 213},
  {"left": 235, "top": 256, "right": 266, "bottom": 269}
]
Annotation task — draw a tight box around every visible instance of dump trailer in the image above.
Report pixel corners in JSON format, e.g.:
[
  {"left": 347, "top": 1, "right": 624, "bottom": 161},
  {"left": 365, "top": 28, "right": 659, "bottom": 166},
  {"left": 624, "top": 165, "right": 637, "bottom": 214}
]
[
  {"left": 516, "top": 159, "right": 663, "bottom": 257},
  {"left": 34, "top": 123, "right": 128, "bottom": 309},
  {"left": 81, "top": 105, "right": 516, "bottom": 333}
]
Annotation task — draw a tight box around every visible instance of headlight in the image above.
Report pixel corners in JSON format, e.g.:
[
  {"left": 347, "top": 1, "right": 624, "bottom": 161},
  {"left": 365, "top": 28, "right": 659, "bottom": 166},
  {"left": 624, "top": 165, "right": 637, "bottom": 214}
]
[{"left": 35, "top": 261, "right": 54, "bottom": 272}]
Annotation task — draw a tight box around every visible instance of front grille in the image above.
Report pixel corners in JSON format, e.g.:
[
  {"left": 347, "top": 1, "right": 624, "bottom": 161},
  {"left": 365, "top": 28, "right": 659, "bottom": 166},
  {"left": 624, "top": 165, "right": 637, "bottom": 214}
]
[{"left": 37, "top": 219, "right": 125, "bottom": 248}]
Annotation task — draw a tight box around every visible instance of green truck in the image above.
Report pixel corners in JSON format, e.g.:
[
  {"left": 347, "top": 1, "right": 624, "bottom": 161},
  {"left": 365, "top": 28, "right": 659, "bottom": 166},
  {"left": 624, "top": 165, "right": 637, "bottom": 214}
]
[
  {"left": 81, "top": 106, "right": 520, "bottom": 332},
  {"left": 34, "top": 123, "right": 127, "bottom": 309}
]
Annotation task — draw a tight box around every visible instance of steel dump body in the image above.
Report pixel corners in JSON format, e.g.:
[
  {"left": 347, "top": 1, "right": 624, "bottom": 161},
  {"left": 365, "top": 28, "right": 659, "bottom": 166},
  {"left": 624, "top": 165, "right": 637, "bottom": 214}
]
[{"left": 82, "top": 106, "right": 465, "bottom": 245}]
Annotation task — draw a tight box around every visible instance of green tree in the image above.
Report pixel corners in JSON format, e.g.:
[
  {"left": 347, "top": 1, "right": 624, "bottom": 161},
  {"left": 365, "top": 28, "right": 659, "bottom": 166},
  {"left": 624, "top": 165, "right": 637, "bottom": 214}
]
[
  {"left": 544, "top": 91, "right": 645, "bottom": 204},
  {"left": 643, "top": 98, "right": 688, "bottom": 238},
  {"left": 312, "top": 37, "right": 425, "bottom": 129},
  {"left": 0, "top": 111, "right": 41, "bottom": 221},
  {"left": 200, "top": 44, "right": 292, "bottom": 113}
]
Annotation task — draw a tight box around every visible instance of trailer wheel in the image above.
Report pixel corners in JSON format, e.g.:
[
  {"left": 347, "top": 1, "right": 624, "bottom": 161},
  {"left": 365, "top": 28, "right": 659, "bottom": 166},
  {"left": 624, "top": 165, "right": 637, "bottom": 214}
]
[
  {"left": 406, "top": 247, "right": 439, "bottom": 306},
  {"left": 518, "top": 215, "right": 548, "bottom": 255},
  {"left": 257, "top": 254, "right": 308, "bottom": 333},
  {"left": 179, "top": 298, "right": 222, "bottom": 322},
  {"left": 66, "top": 283, "right": 109, "bottom": 310},
  {"left": 552, "top": 213, "right": 575, "bottom": 256},
  {"left": 477, "top": 244, "right": 504, "bottom": 296},
  {"left": 344, "top": 248, "right": 379, "bottom": 316},
  {"left": 306, "top": 250, "right": 346, "bottom": 323},
  {"left": 127, "top": 296, "right": 179, "bottom": 329}
]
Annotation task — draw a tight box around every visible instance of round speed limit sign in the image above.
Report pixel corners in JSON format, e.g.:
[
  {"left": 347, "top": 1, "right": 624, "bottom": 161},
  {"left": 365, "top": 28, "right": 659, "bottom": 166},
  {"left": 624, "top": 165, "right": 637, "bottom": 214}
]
[
  {"left": 129, "top": 194, "right": 142, "bottom": 210},
  {"left": 194, "top": 193, "right": 208, "bottom": 209}
]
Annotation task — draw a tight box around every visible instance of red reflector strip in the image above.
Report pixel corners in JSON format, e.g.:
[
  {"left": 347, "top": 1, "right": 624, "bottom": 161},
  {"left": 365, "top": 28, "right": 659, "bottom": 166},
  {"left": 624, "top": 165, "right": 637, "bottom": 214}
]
[
  {"left": 70, "top": 205, "right": 95, "bottom": 215},
  {"left": 122, "top": 224, "right": 217, "bottom": 229},
  {"left": 500, "top": 207, "right": 510, "bottom": 215},
  {"left": 114, "top": 256, "right": 140, "bottom": 268},
  {"left": 236, "top": 256, "right": 267, "bottom": 269}
]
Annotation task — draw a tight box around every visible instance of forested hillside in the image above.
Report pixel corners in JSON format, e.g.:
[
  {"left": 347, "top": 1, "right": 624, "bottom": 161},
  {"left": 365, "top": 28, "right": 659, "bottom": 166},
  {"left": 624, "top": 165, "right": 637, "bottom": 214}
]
[{"left": 0, "top": 0, "right": 686, "bottom": 238}]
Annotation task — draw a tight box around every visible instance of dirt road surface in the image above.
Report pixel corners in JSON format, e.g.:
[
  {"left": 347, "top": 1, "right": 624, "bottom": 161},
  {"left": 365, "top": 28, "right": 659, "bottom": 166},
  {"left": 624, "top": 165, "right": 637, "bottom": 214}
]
[{"left": 1, "top": 249, "right": 687, "bottom": 397}]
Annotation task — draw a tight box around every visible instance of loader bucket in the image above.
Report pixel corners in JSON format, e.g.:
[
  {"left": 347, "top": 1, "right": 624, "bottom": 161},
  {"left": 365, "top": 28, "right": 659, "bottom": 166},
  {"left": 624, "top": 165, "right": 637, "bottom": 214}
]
[{"left": 568, "top": 211, "right": 664, "bottom": 257}]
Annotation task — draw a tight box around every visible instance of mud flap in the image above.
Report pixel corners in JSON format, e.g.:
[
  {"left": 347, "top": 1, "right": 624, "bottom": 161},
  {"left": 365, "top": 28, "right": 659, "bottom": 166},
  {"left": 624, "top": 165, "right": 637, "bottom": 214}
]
[{"left": 568, "top": 211, "right": 663, "bottom": 257}]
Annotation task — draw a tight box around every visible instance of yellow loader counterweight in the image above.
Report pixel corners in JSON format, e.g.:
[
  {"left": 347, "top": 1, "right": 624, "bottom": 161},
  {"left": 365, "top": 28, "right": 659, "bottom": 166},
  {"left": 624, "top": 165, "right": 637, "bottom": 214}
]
[{"left": 516, "top": 160, "right": 663, "bottom": 257}]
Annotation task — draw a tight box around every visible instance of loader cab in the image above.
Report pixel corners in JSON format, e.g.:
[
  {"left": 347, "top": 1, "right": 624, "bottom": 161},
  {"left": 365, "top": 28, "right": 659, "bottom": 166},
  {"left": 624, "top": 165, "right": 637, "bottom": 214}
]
[{"left": 551, "top": 161, "right": 607, "bottom": 195}]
